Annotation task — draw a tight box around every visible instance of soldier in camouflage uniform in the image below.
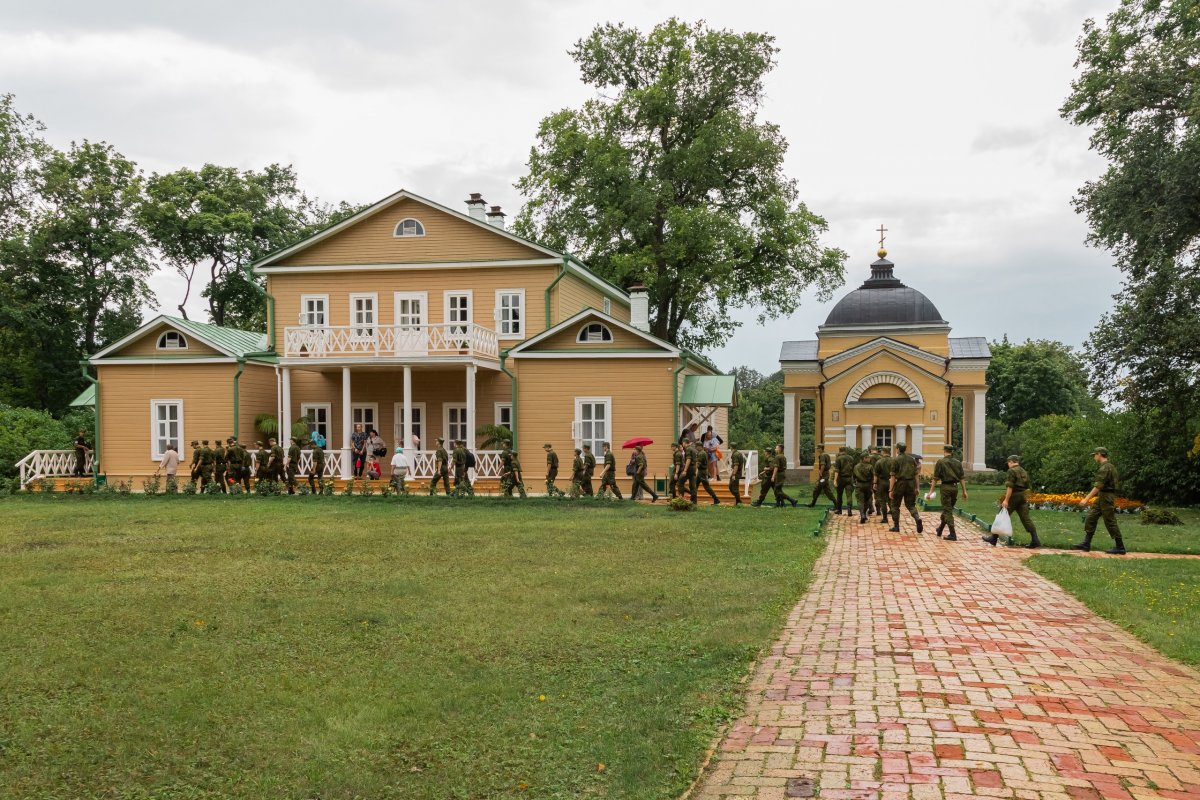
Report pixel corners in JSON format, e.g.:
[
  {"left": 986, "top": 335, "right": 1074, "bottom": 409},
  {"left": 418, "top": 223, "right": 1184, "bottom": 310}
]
[
  {"left": 452, "top": 440, "right": 472, "bottom": 496},
  {"left": 931, "top": 444, "right": 966, "bottom": 541},
  {"left": 597, "top": 441, "right": 623, "bottom": 499},
  {"left": 543, "top": 443, "right": 563, "bottom": 497},
  {"left": 286, "top": 436, "right": 302, "bottom": 494},
  {"left": 668, "top": 443, "right": 683, "bottom": 498},
  {"left": 499, "top": 441, "right": 515, "bottom": 496},
  {"left": 213, "top": 438, "right": 228, "bottom": 493},
  {"left": 581, "top": 444, "right": 596, "bottom": 496},
  {"left": 429, "top": 438, "right": 451, "bottom": 496},
  {"left": 309, "top": 437, "right": 325, "bottom": 494},
  {"left": 223, "top": 437, "right": 241, "bottom": 492},
  {"left": 188, "top": 440, "right": 201, "bottom": 484},
  {"left": 984, "top": 455, "right": 1038, "bottom": 548},
  {"left": 834, "top": 446, "right": 855, "bottom": 516},
  {"left": 266, "top": 438, "right": 285, "bottom": 484},
  {"left": 770, "top": 444, "right": 797, "bottom": 508},
  {"left": 198, "top": 440, "right": 214, "bottom": 490},
  {"left": 752, "top": 448, "right": 775, "bottom": 507},
  {"left": 507, "top": 451, "right": 527, "bottom": 498},
  {"left": 853, "top": 452, "right": 875, "bottom": 523},
  {"left": 688, "top": 441, "right": 719, "bottom": 505},
  {"left": 888, "top": 442, "right": 923, "bottom": 533},
  {"left": 631, "top": 444, "right": 659, "bottom": 502},
  {"left": 569, "top": 448, "right": 585, "bottom": 498},
  {"left": 1073, "top": 447, "right": 1126, "bottom": 555},
  {"left": 873, "top": 446, "right": 893, "bottom": 524},
  {"left": 808, "top": 444, "right": 837, "bottom": 507},
  {"left": 728, "top": 443, "right": 746, "bottom": 506}
]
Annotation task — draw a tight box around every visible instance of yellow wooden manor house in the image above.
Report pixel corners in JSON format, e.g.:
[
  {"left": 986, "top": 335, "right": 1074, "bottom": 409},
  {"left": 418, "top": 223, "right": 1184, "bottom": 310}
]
[{"left": 21, "top": 190, "right": 740, "bottom": 494}]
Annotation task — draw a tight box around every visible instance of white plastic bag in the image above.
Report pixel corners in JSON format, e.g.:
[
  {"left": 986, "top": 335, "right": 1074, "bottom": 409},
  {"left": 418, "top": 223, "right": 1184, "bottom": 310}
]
[
  {"left": 924, "top": 489, "right": 937, "bottom": 501},
  {"left": 991, "top": 508, "right": 1013, "bottom": 536}
]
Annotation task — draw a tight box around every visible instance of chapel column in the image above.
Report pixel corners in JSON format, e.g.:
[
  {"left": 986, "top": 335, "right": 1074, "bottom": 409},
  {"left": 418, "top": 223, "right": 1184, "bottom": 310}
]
[
  {"left": 844, "top": 424, "right": 857, "bottom": 449},
  {"left": 783, "top": 392, "right": 797, "bottom": 469},
  {"left": 895, "top": 424, "right": 907, "bottom": 448},
  {"left": 911, "top": 423, "right": 924, "bottom": 462},
  {"left": 860, "top": 423, "right": 873, "bottom": 452},
  {"left": 971, "top": 389, "right": 987, "bottom": 470}
]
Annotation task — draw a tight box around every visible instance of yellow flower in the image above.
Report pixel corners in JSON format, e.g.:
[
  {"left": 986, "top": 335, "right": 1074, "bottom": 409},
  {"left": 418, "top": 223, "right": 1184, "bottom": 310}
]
[
  {"left": 538, "top": 694, "right": 546, "bottom": 702},
  {"left": 597, "top": 762, "right": 606, "bottom": 772}
]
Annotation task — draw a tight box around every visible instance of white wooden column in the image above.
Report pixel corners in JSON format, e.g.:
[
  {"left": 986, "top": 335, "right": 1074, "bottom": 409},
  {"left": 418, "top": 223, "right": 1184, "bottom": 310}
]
[
  {"left": 971, "top": 390, "right": 987, "bottom": 470},
  {"left": 466, "top": 364, "right": 477, "bottom": 448},
  {"left": 341, "top": 366, "right": 352, "bottom": 479},
  {"left": 783, "top": 392, "right": 797, "bottom": 469},
  {"left": 911, "top": 423, "right": 925, "bottom": 460},
  {"left": 844, "top": 424, "right": 858, "bottom": 449},
  {"left": 860, "top": 424, "right": 873, "bottom": 451},
  {"left": 281, "top": 367, "right": 292, "bottom": 447},
  {"left": 896, "top": 424, "right": 908, "bottom": 447},
  {"left": 403, "top": 366, "right": 413, "bottom": 451}
]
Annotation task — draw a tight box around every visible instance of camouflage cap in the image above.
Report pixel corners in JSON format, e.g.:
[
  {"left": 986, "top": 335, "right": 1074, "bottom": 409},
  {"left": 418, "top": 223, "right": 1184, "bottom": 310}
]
[
  {"left": 227, "top": 437, "right": 236, "bottom": 443},
  {"left": 730, "top": 442, "right": 739, "bottom": 449},
  {"left": 201, "top": 439, "right": 209, "bottom": 445},
  {"left": 543, "top": 442, "right": 553, "bottom": 448},
  {"left": 255, "top": 441, "right": 263, "bottom": 446},
  {"left": 1007, "top": 454, "right": 1021, "bottom": 463},
  {"left": 943, "top": 444, "right": 954, "bottom": 452},
  {"left": 896, "top": 442, "right": 907, "bottom": 452},
  {"left": 190, "top": 439, "right": 199, "bottom": 445},
  {"left": 582, "top": 443, "right": 591, "bottom": 450},
  {"left": 1093, "top": 446, "right": 1109, "bottom": 457}
]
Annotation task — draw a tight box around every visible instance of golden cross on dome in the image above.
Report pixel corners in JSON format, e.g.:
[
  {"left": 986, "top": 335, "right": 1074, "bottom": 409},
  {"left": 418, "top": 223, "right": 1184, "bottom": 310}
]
[{"left": 877, "top": 224, "right": 888, "bottom": 250}]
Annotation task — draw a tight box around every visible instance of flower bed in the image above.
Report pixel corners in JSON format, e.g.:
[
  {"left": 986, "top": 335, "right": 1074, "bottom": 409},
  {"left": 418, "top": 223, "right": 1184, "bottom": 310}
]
[{"left": 1026, "top": 491, "right": 1144, "bottom": 513}]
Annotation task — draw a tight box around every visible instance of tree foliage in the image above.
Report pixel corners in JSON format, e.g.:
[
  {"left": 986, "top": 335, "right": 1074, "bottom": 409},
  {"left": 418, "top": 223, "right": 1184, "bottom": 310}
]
[
  {"left": 1061, "top": 0, "right": 1200, "bottom": 503},
  {"left": 985, "top": 337, "right": 1099, "bottom": 430},
  {"left": 515, "top": 18, "right": 846, "bottom": 350},
  {"left": 727, "top": 368, "right": 813, "bottom": 462}
]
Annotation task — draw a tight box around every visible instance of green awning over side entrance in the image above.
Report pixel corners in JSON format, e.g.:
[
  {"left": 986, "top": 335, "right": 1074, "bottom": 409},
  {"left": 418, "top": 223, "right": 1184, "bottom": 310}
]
[
  {"left": 69, "top": 384, "right": 96, "bottom": 408},
  {"left": 679, "top": 375, "right": 737, "bottom": 407}
]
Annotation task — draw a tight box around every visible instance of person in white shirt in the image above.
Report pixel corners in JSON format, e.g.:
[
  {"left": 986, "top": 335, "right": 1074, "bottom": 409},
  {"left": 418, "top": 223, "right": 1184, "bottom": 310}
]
[
  {"left": 390, "top": 446, "right": 409, "bottom": 492},
  {"left": 156, "top": 443, "right": 179, "bottom": 479}
]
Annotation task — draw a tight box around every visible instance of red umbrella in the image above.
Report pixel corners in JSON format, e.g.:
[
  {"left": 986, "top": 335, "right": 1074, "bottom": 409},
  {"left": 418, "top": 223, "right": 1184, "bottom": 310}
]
[{"left": 622, "top": 437, "right": 654, "bottom": 449}]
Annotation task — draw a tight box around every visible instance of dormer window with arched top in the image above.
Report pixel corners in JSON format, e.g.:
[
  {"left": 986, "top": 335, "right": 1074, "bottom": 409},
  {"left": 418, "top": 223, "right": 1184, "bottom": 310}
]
[
  {"left": 577, "top": 322, "right": 613, "bottom": 343},
  {"left": 156, "top": 330, "right": 188, "bottom": 350},
  {"left": 393, "top": 218, "right": 426, "bottom": 237}
]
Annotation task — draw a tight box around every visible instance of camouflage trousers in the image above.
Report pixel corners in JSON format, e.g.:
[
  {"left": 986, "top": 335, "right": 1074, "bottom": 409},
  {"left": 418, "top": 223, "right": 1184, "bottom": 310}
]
[
  {"left": 501, "top": 474, "right": 527, "bottom": 498},
  {"left": 597, "top": 473, "right": 623, "bottom": 499},
  {"left": 428, "top": 470, "right": 451, "bottom": 496}
]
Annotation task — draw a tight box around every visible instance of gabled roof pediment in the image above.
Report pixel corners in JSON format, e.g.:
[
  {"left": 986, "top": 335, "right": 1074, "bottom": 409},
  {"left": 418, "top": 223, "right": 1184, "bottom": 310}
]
[
  {"left": 824, "top": 336, "right": 946, "bottom": 369},
  {"left": 91, "top": 315, "right": 269, "bottom": 362},
  {"left": 823, "top": 349, "right": 948, "bottom": 388}
]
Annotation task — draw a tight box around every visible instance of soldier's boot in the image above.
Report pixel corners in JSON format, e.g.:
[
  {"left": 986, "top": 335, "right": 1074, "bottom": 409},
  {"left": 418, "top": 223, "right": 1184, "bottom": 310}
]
[
  {"left": 859, "top": 511, "right": 868, "bottom": 523},
  {"left": 944, "top": 526, "right": 958, "bottom": 542},
  {"left": 1025, "top": 532, "right": 1042, "bottom": 549},
  {"left": 1105, "top": 536, "right": 1126, "bottom": 555},
  {"left": 790, "top": 497, "right": 798, "bottom": 508},
  {"left": 1070, "top": 533, "right": 1094, "bottom": 552},
  {"left": 936, "top": 521, "right": 945, "bottom": 537},
  {"left": 982, "top": 533, "right": 999, "bottom": 546},
  {"left": 774, "top": 501, "right": 784, "bottom": 508},
  {"left": 914, "top": 514, "right": 924, "bottom": 534}
]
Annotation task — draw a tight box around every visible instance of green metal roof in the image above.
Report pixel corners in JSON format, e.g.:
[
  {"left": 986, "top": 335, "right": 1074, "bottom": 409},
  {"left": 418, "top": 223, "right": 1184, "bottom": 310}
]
[
  {"left": 680, "top": 375, "right": 737, "bottom": 407},
  {"left": 69, "top": 384, "right": 96, "bottom": 407},
  {"left": 162, "top": 316, "right": 269, "bottom": 358}
]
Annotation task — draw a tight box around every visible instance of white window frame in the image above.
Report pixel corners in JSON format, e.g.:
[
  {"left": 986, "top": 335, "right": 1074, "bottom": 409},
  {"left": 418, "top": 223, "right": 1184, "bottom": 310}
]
[
  {"left": 300, "top": 402, "right": 332, "bottom": 444},
  {"left": 494, "top": 288, "right": 525, "bottom": 340},
  {"left": 394, "top": 290, "right": 429, "bottom": 356},
  {"left": 875, "top": 427, "right": 894, "bottom": 450},
  {"left": 156, "top": 331, "right": 188, "bottom": 350},
  {"left": 300, "top": 294, "right": 329, "bottom": 327},
  {"left": 149, "top": 399, "right": 183, "bottom": 461},
  {"left": 602, "top": 297, "right": 612, "bottom": 315},
  {"left": 494, "top": 402, "right": 513, "bottom": 430},
  {"left": 392, "top": 402, "right": 427, "bottom": 449},
  {"left": 349, "top": 292, "right": 378, "bottom": 341},
  {"left": 577, "top": 322, "right": 613, "bottom": 343},
  {"left": 393, "top": 218, "right": 426, "bottom": 238},
  {"left": 444, "top": 290, "right": 473, "bottom": 325},
  {"left": 444, "top": 402, "right": 468, "bottom": 444},
  {"left": 352, "top": 403, "right": 379, "bottom": 434},
  {"left": 572, "top": 396, "right": 612, "bottom": 455}
]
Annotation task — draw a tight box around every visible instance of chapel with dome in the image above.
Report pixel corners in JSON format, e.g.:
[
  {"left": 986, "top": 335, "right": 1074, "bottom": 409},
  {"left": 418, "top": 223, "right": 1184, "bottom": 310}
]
[{"left": 779, "top": 237, "right": 991, "bottom": 474}]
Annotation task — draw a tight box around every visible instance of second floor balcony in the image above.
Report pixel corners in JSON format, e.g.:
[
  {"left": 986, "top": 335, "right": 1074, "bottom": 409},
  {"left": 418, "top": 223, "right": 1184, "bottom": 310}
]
[{"left": 283, "top": 323, "right": 499, "bottom": 361}]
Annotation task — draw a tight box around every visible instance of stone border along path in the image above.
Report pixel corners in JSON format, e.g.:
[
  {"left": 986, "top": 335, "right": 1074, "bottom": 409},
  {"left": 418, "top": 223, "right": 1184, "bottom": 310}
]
[{"left": 689, "top": 509, "right": 1200, "bottom": 800}]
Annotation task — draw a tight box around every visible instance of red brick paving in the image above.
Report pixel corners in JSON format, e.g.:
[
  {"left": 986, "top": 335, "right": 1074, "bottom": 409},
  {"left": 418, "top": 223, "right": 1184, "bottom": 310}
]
[{"left": 690, "top": 511, "right": 1200, "bottom": 799}]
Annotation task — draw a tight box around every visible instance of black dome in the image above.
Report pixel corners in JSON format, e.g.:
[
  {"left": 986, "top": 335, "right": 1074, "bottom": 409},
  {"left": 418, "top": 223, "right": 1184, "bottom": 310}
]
[{"left": 823, "top": 256, "right": 946, "bottom": 327}]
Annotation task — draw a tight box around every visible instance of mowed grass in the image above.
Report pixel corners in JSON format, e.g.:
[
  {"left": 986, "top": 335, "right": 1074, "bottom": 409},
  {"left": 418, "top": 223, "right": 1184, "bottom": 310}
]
[
  {"left": 937, "top": 484, "right": 1200, "bottom": 555},
  {"left": 0, "top": 496, "right": 824, "bottom": 800},
  {"left": 1027, "top": 555, "right": 1200, "bottom": 667}
]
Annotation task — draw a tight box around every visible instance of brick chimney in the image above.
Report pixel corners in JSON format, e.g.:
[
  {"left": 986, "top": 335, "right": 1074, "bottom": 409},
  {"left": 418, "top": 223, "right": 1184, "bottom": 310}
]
[
  {"left": 628, "top": 281, "right": 649, "bottom": 332},
  {"left": 485, "top": 205, "right": 506, "bottom": 230},
  {"left": 465, "top": 193, "right": 487, "bottom": 221}
]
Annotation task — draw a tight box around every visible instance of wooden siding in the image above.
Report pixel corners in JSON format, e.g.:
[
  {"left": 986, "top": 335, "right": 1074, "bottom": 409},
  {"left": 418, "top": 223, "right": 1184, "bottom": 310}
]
[
  {"left": 285, "top": 366, "right": 511, "bottom": 450},
  {"left": 514, "top": 357, "right": 677, "bottom": 491},
  {"left": 528, "top": 319, "right": 670, "bottom": 352},
  {"left": 553, "top": 272, "right": 629, "bottom": 323},
  {"left": 97, "top": 363, "right": 239, "bottom": 478},
  {"left": 277, "top": 198, "right": 546, "bottom": 266},
  {"left": 269, "top": 265, "right": 557, "bottom": 347},
  {"left": 238, "top": 364, "right": 278, "bottom": 445},
  {"left": 112, "top": 324, "right": 223, "bottom": 358}
]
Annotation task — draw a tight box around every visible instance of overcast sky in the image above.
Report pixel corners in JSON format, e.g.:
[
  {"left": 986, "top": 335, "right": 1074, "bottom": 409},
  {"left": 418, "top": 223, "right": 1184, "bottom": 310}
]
[{"left": 0, "top": 0, "right": 1119, "bottom": 374}]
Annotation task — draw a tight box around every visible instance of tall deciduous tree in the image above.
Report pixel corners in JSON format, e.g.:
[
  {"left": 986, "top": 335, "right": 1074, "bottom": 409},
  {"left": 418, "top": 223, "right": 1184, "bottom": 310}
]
[
  {"left": 1061, "top": 0, "right": 1200, "bottom": 492},
  {"left": 985, "top": 337, "right": 1099, "bottom": 430},
  {"left": 141, "top": 164, "right": 345, "bottom": 329},
  {"left": 514, "top": 19, "right": 846, "bottom": 350},
  {"left": 0, "top": 93, "right": 48, "bottom": 237}
]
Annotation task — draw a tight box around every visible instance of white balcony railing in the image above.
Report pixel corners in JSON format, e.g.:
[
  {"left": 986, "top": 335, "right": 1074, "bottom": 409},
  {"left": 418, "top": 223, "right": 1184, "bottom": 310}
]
[
  {"left": 283, "top": 323, "right": 499, "bottom": 360},
  {"left": 16, "top": 450, "right": 93, "bottom": 486}
]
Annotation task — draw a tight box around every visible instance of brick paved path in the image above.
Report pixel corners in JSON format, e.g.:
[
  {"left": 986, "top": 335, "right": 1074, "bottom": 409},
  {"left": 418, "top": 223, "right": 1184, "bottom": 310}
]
[{"left": 692, "top": 511, "right": 1200, "bottom": 800}]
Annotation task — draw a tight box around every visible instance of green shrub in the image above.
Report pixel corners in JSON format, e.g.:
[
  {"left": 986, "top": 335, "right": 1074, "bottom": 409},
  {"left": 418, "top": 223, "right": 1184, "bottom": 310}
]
[
  {"left": 38, "top": 476, "right": 56, "bottom": 494},
  {"left": 115, "top": 480, "right": 131, "bottom": 496},
  {"left": 1141, "top": 508, "right": 1182, "bottom": 526},
  {"left": 966, "top": 471, "right": 1007, "bottom": 486},
  {"left": 229, "top": 483, "right": 244, "bottom": 496},
  {"left": 255, "top": 480, "right": 281, "bottom": 497},
  {"left": 296, "top": 483, "right": 311, "bottom": 496},
  {"left": 181, "top": 480, "right": 197, "bottom": 496},
  {"left": 359, "top": 480, "right": 375, "bottom": 497},
  {"left": 0, "top": 404, "right": 93, "bottom": 479},
  {"left": 668, "top": 497, "right": 694, "bottom": 512},
  {"left": 321, "top": 479, "right": 335, "bottom": 496},
  {"left": 164, "top": 477, "right": 178, "bottom": 495},
  {"left": 142, "top": 474, "right": 162, "bottom": 496},
  {"left": 342, "top": 479, "right": 355, "bottom": 497}
]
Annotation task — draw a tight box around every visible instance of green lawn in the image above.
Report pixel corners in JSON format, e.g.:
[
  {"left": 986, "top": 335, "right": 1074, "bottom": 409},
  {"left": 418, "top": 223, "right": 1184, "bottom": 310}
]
[
  {"left": 925, "top": 484, "right": 1200, "bottom": 555},
  {"left": 1027, "top": 555, "right": 1200, "bottom": 667},
  {"left": 0, "top": 496, "right": 824, "bottom": 800}
]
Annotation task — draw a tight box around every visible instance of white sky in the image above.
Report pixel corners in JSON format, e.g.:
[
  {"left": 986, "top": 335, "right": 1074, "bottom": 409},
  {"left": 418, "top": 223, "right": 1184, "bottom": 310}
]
[{"left": 0, "top": 0, "right": 1119, "bottom": 374}]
